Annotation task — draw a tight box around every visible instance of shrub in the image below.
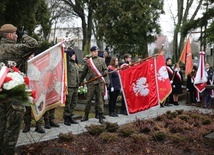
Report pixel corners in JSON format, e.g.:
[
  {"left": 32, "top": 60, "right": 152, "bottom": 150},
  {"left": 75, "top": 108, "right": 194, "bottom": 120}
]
[
  {"left": 152, "top": 131, "right": 167, "bottom": 141},
  {"left": 99, "top": 132, "right": 118, "bottom": 143},
  {"left": 58, "top": 132, "right": 74, "bottom": 142},
  {"left": 170, "top": 133, "right": 186, "bottom": 142},
  {"left": 85, "top": 124, "right": 106, "bottom": 135},
  {"left": 118, "top": 125, "right": 135, "bottom": 137},
  {"left": 179, "top": 114, "right": 190, "bottom": 122},
  {"left": 105, "top": 122, "right": 119, "bottom": 133},
  {"left": 131, "top": 133, "right": 148, "bottom": 143}
]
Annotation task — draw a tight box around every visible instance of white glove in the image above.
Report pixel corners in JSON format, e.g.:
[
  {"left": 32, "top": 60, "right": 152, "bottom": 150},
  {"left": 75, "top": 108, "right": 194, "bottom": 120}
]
[
  {"left": 111, "top": 87, "right": 114, "bottom": 92},
  {"left": 174, "top": 68, "right": 178, "bottom": 72},
  {"left": 186, "top": 88, "right": 189, "bottom": 91},
  {"left": 173, "top": 85, "right": 175, "bottom": 88},
  {"left": 170, "top": 80, "right": 173, "bottom": 84},
  {"left": 181, "top": 85, "right": 184, "bottom": 88}
]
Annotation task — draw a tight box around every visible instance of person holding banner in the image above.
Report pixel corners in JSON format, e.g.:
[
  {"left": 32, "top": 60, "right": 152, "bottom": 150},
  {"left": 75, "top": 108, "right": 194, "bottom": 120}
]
[
  {"left": 171, "top": 63, "right": 184, "bottom": 106},
  {"left": 63, "top": 49, "right": 79, "bottom": 126},
  {"left": 80, "top": 46, "right": 109, "bottom": 124},
  {"left": 119, "top": 53, "right": 132, "bottom": 115},
  {"left": 0, "top": 24, "right": 38, "bottom": 155},
  {"left": 186, "top": 66, "right": 198, "bottom": 105},
  {"left": 165, "top": 57, "right": 174, "bottom": 106}
]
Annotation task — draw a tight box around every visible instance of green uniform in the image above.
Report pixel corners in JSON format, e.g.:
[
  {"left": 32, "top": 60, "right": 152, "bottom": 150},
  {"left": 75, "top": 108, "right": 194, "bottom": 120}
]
[
  {"left": 64, "top": 59, "right": 79, "bottom": 117},
  {"left": 0, "top": 34, "right": 38, "bottom": 155},
  {"left": 80, "top": 56, "right": 109, "bottom": 114}
]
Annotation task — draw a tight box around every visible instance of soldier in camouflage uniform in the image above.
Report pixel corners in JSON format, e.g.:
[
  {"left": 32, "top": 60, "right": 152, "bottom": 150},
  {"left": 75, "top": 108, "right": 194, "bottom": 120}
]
[
  {"left": 0, "top": 24, "right": 38, "bottom": 155},
  {"left": 80, "top": 46, "right": 109, "bottom": 124},
  {"left": 63, "top": 49, "right": 79, "bottom": 126}
]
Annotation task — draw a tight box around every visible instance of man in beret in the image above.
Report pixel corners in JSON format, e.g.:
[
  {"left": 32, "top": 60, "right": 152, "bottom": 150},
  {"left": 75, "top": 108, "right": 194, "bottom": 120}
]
[
  {"left": 79, "top": 46, "right": 109, "bottom": 124},
  {"left": 63, "top": 49, "right": 79, "bottom": 125},
  {"left": 0, "top": 24, "right": 38, "bottom": 155}
]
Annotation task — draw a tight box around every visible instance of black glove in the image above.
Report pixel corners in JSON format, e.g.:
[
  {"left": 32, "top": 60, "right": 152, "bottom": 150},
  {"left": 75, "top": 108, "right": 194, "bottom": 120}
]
[
  {"left": 16, "top": 29, "right": 25, "bottom": 40},
  {"left": 102, "top": 72, "right": 107, "bottom": 77}
]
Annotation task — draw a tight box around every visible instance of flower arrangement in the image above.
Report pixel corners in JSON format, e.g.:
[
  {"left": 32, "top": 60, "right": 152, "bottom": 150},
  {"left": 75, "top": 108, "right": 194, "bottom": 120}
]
[
  {"left": 78, "top": 85, "right": 87, "bottom": 95},
  {"left": 0, "top": 61, "right": 36, "bottom": 106}
]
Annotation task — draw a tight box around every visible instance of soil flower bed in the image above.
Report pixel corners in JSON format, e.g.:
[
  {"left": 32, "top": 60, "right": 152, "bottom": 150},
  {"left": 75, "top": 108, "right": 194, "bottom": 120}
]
[{"left": 16, "top": 110, "right": 214, "bottom": 155}]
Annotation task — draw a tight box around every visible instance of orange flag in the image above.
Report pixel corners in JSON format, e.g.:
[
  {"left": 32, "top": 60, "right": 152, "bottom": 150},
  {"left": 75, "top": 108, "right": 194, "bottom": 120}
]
[{"left": 179, "top": 38, "right": 193, "bottom": 76}]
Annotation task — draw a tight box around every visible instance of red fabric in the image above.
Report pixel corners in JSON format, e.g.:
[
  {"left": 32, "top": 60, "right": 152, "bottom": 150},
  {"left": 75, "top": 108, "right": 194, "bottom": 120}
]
[
  {"left": 0, "top": 66, "right": 9, "bottom": 88},
  {"left": 119, "top": 59, "right": 158, "bottom": 114},
  {"left": 179, "top": 38, "right": 193, "bottom": 76},
  {"left": 27, "top": 42, "right": 66, "bottom": 121},
  {"left": 156, "top": 55, "right": 172, "bottom": 103},
  {"left": 194, "top": 51, "right": 207, "bottom": 92}
]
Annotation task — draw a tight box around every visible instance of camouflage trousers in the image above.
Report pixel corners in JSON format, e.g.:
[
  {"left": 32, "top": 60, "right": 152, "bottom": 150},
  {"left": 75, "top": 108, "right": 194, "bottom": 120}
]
[
  {"left": 63, "top": 87, "right": 78, "bottom": 117},
  {"left": 0, "top": 99, "right": 26, "bottom": 155},
  {"left": 85, "top": 83, "right": 104, "bottom": 114},
  {"left": 23, "top": 106, "right": 42, "bottom": 126},
  {"left": 43, "top": 108, "right": 56, "bottom": 121}
]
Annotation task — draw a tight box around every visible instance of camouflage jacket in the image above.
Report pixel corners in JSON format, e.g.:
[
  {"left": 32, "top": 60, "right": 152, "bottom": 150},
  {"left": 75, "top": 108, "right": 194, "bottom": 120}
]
[
  {"left": 67, "top": 59, "right": 79, "bottom": 88},
  {"left": 80, "top": 56, "right": 109, "bottom": 86},
  {"left": 0, "top": 34, "right": 38, "bottom": 72}
]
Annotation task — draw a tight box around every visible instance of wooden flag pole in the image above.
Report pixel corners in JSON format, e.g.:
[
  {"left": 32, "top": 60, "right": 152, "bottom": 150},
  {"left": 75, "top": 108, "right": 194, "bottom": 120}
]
[{"left": 80, "top": 54, "right": 159, "bottom": 86}]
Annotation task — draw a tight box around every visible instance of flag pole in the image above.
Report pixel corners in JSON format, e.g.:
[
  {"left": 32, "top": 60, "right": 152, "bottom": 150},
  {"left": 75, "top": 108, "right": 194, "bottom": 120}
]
[{"left": 80, "top": 54, "right": 159, "bottom": 86}]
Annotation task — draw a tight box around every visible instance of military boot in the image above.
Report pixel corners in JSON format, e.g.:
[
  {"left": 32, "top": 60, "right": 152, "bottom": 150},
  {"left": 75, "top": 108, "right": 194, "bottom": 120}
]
[
  {"left": 99, "top": 113, "right": 105, "bottom": 124},
  {"left": 69, "top": 116, "right": 78, "bottom": 124},
  {"left": 64, "top": 116, "right": 71, "bottom": 126},
  {"left": 44, "top": 119, "right": 51, "bottom": 129},
  {"left": 22, "top": 123, "right": 30, "bottom": 133},
  {"left": 95, "top": 110, "right": 99, "bottom": 119},
  {"left": 95, "top": 110, "right": 106, "bottom": 119},
  {"left": 35, "top": 124, "right": 45, "bottom": 134},
  {"left": 50, "top": 119, "right": 60, "bottom": 127},
  {"left": 81, "top": 113, "right": 89, "bottom": 122}
]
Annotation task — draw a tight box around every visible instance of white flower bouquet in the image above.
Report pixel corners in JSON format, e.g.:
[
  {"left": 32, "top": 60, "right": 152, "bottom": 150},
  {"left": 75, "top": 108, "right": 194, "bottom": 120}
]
[
  {"left": 0, "top": 61, "right": 36, "bottom": 106},
  {"left": 78, "top": 85, "right": 87, "bottom": 94}
]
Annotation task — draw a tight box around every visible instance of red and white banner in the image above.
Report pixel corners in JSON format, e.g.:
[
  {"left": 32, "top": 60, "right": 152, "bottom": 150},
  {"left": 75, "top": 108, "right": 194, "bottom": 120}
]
[
  {"left": 155, "top": 55, "right": 172, "bottom": 103},
  {"left": 194, "top": 51, "right": 207, "bottom": 93},
  {"left": 27, "top": 42, "right": 66, "bottom": 121},
  {"left": 0, "top": 66, "right": 9, "bottom": 88},
  {"left": 119, "top": 58, "right": 158, "bottom": 114}
]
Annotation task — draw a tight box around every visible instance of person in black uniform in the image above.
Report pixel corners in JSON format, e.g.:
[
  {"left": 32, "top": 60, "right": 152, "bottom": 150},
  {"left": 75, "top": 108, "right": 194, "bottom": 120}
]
[{"left": 171, "top": 63, "right": 183, "bottom": 105}]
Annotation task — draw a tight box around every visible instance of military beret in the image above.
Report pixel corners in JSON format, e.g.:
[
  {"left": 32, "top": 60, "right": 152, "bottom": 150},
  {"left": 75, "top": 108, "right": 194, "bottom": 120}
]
[
  {"left": 90, "top": 46, "right": 99, "bottom": 52},
  {"left": 0, "top": 24, "right": 17, "bottom": 33},
  {"left": 66, "top": 50, "right": 75, "bottom": 57}
]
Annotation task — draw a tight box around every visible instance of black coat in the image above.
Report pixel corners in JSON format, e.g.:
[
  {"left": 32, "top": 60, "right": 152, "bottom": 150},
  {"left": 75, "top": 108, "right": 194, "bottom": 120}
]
[
  {"left": 172, "top": 71, "right": 183, "bottom": 94},
  {"left": 108, "top": 66, "right": 121, "bottom": 91}
]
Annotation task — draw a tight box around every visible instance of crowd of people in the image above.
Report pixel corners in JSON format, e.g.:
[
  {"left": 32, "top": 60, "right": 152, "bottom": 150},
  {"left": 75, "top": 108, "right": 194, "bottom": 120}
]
[{"left": 0, "top": 23, "right": 213, "bottom": 155}]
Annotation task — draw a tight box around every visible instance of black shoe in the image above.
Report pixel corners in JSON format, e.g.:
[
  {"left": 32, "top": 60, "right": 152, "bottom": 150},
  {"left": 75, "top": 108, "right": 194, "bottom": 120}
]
[
  {"left": 95, "top": 113, "right": 106, "bottom": 119},
  {"left": 35, "top": 126, "right": 45, "bottom": 134},
  {"left": 22, "top": 125, "right": 30, "bottom": 133},
  {"left": 64, "top": 117, "right": 71, "bottom": 126},
  {"left": 173, "top": 102, "right": 179, "bottom": 106},
  {"left": 99, "top": 113, "right": 105, "bottom": 124},
  {"left": 160, "top": 103, "right": 164, "bottom": 108},
  {"left": 69, "top": 116, "right": 78, "bottom": 124},
  {"left": 121, "top": 111, "right": 128, "bottom": 115},
  {"left": 81, "top": 116, "right": 88, "bottom": 122},
  {"left": 50, "top": 120, "right": 60, "bottom": 127},
  {"left": 109, "top": 112, "right": 118, "bottom": 117}
]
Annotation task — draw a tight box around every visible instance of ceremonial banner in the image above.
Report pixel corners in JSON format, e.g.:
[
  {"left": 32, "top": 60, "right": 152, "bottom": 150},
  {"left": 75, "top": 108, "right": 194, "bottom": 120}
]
[
  {"left": 27, "top": 42, "right": 66, "bottom": 121},
  {"left": 179, "top": 38, "right": 193, "bottom": 76},
  {"left": 155, "top": 55, "right": 172, "bottom": 103},
  {"left": 194, "top": 51, "right": 207, "bottom": 92},
  {"left": 119, "top": 58, "right": 158, "bottom": 114}
]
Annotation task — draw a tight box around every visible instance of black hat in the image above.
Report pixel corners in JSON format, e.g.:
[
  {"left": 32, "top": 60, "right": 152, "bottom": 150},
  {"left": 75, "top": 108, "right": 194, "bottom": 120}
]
[
  {"left": 67, "top": 50, "right": 75, "bottom": 57},
  {"left": 90, "top": 46, "right": 98, "bottom": 52}
]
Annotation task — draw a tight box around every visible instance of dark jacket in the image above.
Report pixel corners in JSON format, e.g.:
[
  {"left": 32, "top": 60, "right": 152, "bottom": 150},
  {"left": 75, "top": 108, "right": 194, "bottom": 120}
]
[{"left": 108, "top": 66, "right": 121, "bottom": 91}]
